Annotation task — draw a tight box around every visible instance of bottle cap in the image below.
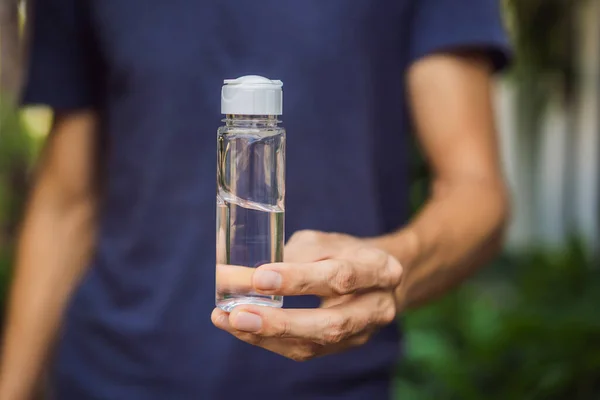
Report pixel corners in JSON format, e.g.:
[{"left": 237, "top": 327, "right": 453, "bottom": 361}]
[{"left": 221, "top": 75, "right": 283, "bottom": 115}]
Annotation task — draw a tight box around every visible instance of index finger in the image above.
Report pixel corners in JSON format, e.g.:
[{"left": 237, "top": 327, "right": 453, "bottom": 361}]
[{"left": 253, "top": 248, "right": 403, "bottom": 297}]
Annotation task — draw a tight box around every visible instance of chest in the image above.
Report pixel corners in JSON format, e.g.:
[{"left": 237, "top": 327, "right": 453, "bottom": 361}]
[{"left": 89, "top": 1, "right": 412, "bottom": 86}]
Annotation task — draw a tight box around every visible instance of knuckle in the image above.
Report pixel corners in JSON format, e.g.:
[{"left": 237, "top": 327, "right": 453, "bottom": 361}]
[
  {"left": 290, "top": 230, "right": 324, "bottom": 244},
  {"left": 384, "top": 255, "right": 404, "bottom": 287},
  {"left": 352, "top": 333, "right": 371, "bottom": 347},
  {"left": 323, "top": 315, "right": 351, "bottom": 344},
  {"left": 330, "top": 261, "right": 358, "bottom": 295},
  {"left": 379, "top": 295, "right": 397, "bottom": 325},
  {"left": 323, "top": 329, "right": 346, "bottom": 345},
  {"left": 272, "top": 317, "right": 292, "bottom": 338},
  {"left": 383, "top": 307, "right": 397, "bottom": 325},
  {"left": 295, "top": 277, "right": 312, "bottom": 295},
  {"left": 327, "top": 232, "right": 348, "bottom": 242},
  {"left": 289, "top": 343, "right": 319, "bottom": 362},
  {"left": 289, "top": 352, "right": 310, "bottom": 362},
  {"left": 354, "top": 246, "right": 388, "bottom": 265}
]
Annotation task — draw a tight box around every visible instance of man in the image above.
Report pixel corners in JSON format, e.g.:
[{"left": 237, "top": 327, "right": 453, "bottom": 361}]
[{"left": 0, "top": 0, "right": 511, "bottom": 399}]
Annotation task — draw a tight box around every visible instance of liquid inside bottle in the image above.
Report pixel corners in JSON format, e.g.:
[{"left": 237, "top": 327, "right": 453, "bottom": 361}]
[{"left": 216, "top": 115, "right": 285, "bottom": 312}]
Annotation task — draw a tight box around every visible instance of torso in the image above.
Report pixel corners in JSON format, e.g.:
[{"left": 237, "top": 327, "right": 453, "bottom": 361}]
[{"left": 54, "top": 1, "right": 414, "bottom": 398}]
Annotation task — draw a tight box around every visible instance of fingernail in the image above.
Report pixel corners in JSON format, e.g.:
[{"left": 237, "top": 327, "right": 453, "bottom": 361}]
[
  {"left": 233, "top": 312, "right": 262, "bottom": 332},
  {"left": 254, "top": 270, "right": 282, "bottom": 290}
]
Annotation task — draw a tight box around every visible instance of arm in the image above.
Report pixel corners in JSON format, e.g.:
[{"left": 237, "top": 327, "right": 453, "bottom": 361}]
[
  {"left": 377, "top": 51, "right": 509, "bottom": 311},
  {"left": 0, "top": 111, "right": 99, "bottom": 400},
  {"left": 211, "top": 52, "right": 508, "bottom": 361}
]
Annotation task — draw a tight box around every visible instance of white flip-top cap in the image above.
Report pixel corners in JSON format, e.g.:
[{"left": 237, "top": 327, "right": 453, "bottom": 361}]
[{"left": 221, "top": 75, "right": 283, "bottom": 115}]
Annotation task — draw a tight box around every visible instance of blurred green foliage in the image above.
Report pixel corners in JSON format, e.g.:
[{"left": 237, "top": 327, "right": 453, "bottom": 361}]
[
  {"left": 395, "top": 241, "right": 600, "bottom": 399},
  {"left": 0, "top": 106, "right": 30, "bottom": 224},
  {"left": 503, "top": 0, "right": 585, "bottom": 137},
  {"left": 505, "top": 0, "right": 581, "bottom": 78}
]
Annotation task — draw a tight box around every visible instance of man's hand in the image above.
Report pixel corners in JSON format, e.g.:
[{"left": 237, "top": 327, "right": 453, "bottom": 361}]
[
  {"left": 213, "top": 51, "right": 508, "bottom": 361},
  {"left": 212, "top": 230, "right": 403, "bottom": 361}
]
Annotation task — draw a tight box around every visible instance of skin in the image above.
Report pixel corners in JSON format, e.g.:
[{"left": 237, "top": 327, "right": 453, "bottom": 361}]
[
  {"left": 0, "top": 51, "right": 508, "bottom": 399},
  {"left": 0, "top": 112, "right": 100, "bottom": 400},
  {"left": 212, "top": 51, "right": 509, "bottom": 361}
]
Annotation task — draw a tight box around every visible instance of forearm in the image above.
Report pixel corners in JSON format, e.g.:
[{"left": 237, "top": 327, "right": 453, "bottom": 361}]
[
  {"left": 0, "top": 195, "right": 96, "bottom": 400},
  {"left": 375, "top": 177, "right": 509, "bottom": 312}
]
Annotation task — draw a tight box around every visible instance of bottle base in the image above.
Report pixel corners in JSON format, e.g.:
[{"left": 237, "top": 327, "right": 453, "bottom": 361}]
[{"left": 216, "top": 295, "right": 283, "bottom": 312}]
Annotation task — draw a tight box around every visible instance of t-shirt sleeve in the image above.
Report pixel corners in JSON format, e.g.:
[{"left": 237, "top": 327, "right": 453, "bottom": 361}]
[
  {"left": 408, "top": 0, "right": 512, "bottom": 72},
  {"left": 21, "top": 0, "right": 104, "bottom": 110}
]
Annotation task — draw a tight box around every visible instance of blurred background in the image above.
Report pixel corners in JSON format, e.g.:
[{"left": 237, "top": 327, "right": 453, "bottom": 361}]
[{"left": 1, "top": 0, "right": 599, "bottom": 399}]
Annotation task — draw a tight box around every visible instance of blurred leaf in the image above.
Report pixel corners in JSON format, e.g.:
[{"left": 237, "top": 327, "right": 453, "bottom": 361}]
[{"left": 396, "top": 240, "right": 600, "bottom": 399}]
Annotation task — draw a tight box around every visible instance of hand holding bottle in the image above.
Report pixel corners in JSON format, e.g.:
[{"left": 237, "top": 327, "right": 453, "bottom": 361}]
[{"left": 212, "top": 230, "right": 404, "bottom": 361}]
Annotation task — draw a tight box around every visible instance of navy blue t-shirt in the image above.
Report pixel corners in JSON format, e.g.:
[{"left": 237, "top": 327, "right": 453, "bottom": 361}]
[{"left": 23, "top": 1, "right": 509, "bottom": 399}]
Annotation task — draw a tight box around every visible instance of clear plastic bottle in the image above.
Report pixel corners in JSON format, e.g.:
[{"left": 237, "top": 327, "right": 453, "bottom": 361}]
[{"left": 216, "top": 76, "right": 285, "bottom": 312}]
